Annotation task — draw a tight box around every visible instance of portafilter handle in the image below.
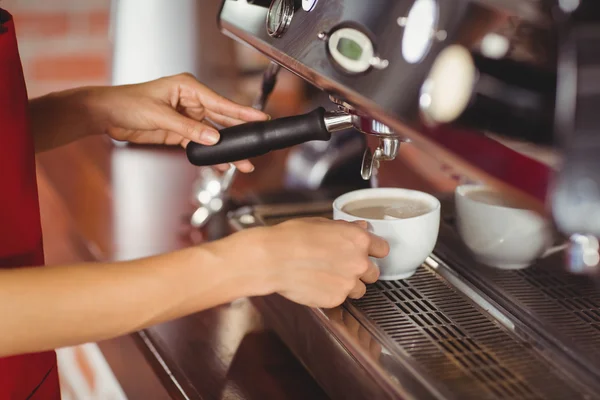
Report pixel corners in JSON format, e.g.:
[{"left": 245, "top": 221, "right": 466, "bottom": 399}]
[{"left": 186, "top": 107, "right": 354, "bottom": 166}]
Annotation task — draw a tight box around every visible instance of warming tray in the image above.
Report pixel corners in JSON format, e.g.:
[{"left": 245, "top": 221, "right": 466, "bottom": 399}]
[{"left": 228, "top": 196, "right": 600, "bottom": 399}]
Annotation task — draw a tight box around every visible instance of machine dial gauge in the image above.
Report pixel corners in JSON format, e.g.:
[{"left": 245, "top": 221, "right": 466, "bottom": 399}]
[{"left": 267, "top": 0, "right": 294, "bottom": 38}]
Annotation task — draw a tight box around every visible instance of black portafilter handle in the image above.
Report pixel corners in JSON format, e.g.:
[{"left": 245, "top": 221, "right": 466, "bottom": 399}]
[{"left": 186, "top": 107, "right": 331, "bottom": 166}]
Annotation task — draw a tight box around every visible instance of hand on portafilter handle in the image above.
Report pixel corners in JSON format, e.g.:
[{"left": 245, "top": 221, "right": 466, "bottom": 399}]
[
  {"left": 208, "top": 218, "right": 389, "bottom": 308},
  {"left": 188, "top": 62, "right": 281, "bottom": 227},
  {"left": 208, "top": 63, "right": 281, "bottom": 173}
]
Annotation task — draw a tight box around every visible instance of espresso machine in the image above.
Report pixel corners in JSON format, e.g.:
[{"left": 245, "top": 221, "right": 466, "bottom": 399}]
[{"left": 187, "top": 0, "right": 600, "bottom": 398}]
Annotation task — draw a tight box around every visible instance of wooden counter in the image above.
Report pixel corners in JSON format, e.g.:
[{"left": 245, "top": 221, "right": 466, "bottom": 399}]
[{"left": 36, "top": 136, "right": 328, "bottom": 400}]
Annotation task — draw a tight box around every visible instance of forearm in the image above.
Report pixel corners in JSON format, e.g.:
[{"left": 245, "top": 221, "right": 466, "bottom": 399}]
[
  {"left": 28, "top": 87, "right": 106, "bottom": 153},
  {"left": 0, "top": 244, "right": 269, "bottom": 357}
]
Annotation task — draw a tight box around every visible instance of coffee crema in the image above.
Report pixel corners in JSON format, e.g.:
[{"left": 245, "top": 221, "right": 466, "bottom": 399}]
[
  {"left": 465, "top": 190, "right": 523, "bottom": 209},
  {"left": 342, "top": 197, "right": 432, "bottom": 220}
]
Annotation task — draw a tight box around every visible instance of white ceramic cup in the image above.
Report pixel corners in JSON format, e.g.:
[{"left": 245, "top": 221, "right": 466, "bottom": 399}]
[
  {"left": 333, "top": 188, "right": 441, "bottom": 280},
  {"left": 455, "top": 184, "right": 554, "bottom": 270}
]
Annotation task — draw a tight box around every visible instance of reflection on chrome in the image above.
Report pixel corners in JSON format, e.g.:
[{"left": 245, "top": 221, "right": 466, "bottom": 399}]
[
  {"left": 400, "top": 0, "right": 439, "bottom": 64},
  {"left": 568, "top": 234, "right": 600, "bottom": 274},
  {"left": 480, "top": 33, "right": 510, "bottom": 59},
  {"left": 323, "top": 307, "right": 382, "bottom": 363}
]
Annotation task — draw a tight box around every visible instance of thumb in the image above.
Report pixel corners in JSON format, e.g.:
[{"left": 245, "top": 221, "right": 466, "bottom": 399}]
[
  {"left": 156, "top": 107, "right": 220, "bottom": 145},
  {"left": 352, "top": 220, "right": 369, "bottom": 229}
]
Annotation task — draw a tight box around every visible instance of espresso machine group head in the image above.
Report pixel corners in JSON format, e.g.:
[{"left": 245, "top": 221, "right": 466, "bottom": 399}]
[{"left": 186, "top": 96, "right": 404, "bottom": 180}]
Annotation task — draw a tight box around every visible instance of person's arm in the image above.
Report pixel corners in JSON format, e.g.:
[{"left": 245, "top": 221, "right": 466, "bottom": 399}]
[
  {"left": 28, "top": 88, "right": 106, "bottom": 152},
  {"left": 1, "top": 219, "right": 387, "bottom": 358},
  {"left": 0, "top": 245, "right": 268, "bottom": 358},
  {"left": 28, "top": 73, "right": 269, "bottom": 172}
]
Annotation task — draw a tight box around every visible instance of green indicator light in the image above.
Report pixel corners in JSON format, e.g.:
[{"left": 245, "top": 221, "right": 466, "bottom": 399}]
[{"left": 337, "top": 37, "right": 363, "bottom": 61}]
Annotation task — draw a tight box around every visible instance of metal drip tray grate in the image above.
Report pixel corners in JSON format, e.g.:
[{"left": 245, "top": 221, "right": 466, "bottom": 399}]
[
  {"left": 436, "top": 196, "right": 600, "bottom": 383},
  {"left": 352, "top": 266, "right": 587, "bottom": 400},
  {"left": 438, "top": 246, "right": 600, "bottom": 374},
  {"left": 519, "top": 268, "right": 600, "bottom": 335}
]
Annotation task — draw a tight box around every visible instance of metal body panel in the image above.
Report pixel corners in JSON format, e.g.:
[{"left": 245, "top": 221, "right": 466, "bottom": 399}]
[{"left": 218, "top": 0, "right": 555, "bottom": 203}]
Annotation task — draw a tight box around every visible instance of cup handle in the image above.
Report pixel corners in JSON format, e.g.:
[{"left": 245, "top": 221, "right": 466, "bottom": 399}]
[{"left": 540, "top": 242, "right": 569, "bottom": 259}]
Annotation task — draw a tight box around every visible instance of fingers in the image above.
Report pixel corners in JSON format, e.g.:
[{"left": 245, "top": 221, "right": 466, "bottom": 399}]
[
  {"left": 214, "top": 163, "right": 230, "bottom": 172},
  {"left": 213, "top": 160, "right": 255, "bottom": 173},
  {"left": 195, "top": 84, "right": 269, "bottom": 123},
  {"left": 146, "top": 74, "right": 268, "bottom": 144},
  {"left": 205, "top": 109, "right": 255, "bottom": 128},
  {"left": 208, "top": 98, "right": 269, "bottom": 122},
  {"left": 178, "top": 105, "right": 207, "bottom": 123},
  {"left": 157, "top": 107, "right": 221, "bottom": 145},
  {"left": 351, "top": 220, "right": 368, "bottom": 229},
  {"left": 368, "top": 233, "right": 390, "bottom": 259},
  {"left": 233, "top": 160, "right": 255, "bottom": 172},
  {"left": 348, "top": 281, "right": 366, "bottom": 299},
  {"left": 360, "top": 261, "right": 380, "bottom": 284},
  {"left": 337, "top": 219, "right": 389, "bottom": 259}
]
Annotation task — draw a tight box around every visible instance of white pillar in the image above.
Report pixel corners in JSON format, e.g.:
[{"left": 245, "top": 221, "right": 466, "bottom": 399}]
[{"left": 111, "top": 0, "right": 200, "bottom": 85}]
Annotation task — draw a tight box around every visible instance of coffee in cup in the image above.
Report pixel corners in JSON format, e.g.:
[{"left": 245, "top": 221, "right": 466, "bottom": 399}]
[
  {"left": 333, "top": 188, "right": 441, "bottom": 280},
  {"left": 342, "top": 197, "right": 433, "bottom": 220}
]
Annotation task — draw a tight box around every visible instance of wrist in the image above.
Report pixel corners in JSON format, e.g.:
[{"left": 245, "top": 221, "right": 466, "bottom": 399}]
[
  {"left": 74, "top": 86, "right": 112, "bottom": 137},
  {"left": 201, "top": 229, "right": 279, "bottom": 299}
]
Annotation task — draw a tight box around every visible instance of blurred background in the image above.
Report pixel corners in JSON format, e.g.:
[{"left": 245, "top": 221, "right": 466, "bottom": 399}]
[
  {"left": 5, "top": 0, "right": 306, "bottom": 112},
  {"left": 5, "top": 0, "right": 110, "bottom": 97},
  {"left": 3, "top": 0, "right": 308, "bottom": 399}
]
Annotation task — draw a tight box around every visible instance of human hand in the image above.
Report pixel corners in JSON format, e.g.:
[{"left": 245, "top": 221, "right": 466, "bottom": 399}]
[
  {"left": 92, "top": 73, "right": 268, "bottom": 172},
  {"left": 211, "top": 218, "right": 389, "bottom": 308}
]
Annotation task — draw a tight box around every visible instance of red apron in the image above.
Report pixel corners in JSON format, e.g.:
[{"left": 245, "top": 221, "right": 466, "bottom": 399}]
[{"left": 0, "top": 9, "right": 60, "bottom": 400}]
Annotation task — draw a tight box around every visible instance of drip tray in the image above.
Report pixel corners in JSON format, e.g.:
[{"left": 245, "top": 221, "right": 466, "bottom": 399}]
[
  {"left": 228, "top": 199, "right": 600, "bottom": 400},
  {"left": 352, "top": 268, "right": 585, "bottom": 399}
]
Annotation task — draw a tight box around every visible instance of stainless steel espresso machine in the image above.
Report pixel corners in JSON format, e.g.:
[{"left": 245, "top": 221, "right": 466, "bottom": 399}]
[{"left": 187, "top": 1, "right": 600, "bottom": 398}]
